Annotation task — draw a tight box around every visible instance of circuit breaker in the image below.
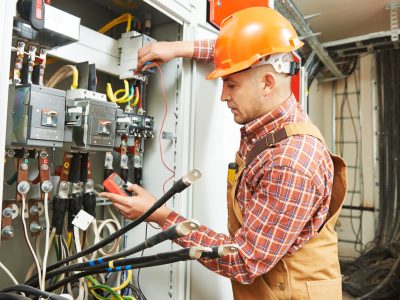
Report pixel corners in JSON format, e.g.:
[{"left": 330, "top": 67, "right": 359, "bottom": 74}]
[
  {"left": 66, "top": 91, "right": 118, "bottom": 151},
  {"left": 6, "top": 83, "right": 66, "bottom": 148}
]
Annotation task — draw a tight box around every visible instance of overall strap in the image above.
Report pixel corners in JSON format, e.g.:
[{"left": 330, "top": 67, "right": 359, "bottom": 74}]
[{"left": 246, "top": 123, "right": 325, "bottom": 167}]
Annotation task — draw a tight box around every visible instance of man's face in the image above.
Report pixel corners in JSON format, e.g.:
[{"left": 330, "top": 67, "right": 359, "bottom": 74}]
[{"left": 220, "top": 69, "right": 266, "bottom": 125}]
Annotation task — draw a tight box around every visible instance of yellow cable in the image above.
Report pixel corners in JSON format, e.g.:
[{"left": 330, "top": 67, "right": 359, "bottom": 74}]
[
  {"left": 112, "top": 270, "right": 132, "bottom": 292},
  {"left": 107, "top": 80, "right": 130, "bottom": 103},
  {"left": 87, "top": 273, "right": 133, "bottom": 300},
  {"left": 99, "top": 13, "right": 131, "bottom": 34},
  {"left": 126, "top": 14, "right": 132, "bottom": 32},
  {"left": 71, "top": 66, "right": 79, "bottom": 89},
  {"left": 87, "top": 282, "right": 124, "bottom": 300},
  {"left": 130, "top": 87, "right": 140, "bottom": 107},
  {"left": 67, "top": 232, "right": 73, "bottom": 249},
  {"left": 114, "top": 89, "right": 126, "bottom": 98},
  {"left": 108, "top": 260, "right": 115, "bottom": 269},
  {"left": 99, "top": 14, "right": 127, "bottom": 33},
  {"left": 106, "top": 83, "right": 117, "bottom": 102},
  {"left": 116, "top": 88, "right": 134, "bottom": 104}
]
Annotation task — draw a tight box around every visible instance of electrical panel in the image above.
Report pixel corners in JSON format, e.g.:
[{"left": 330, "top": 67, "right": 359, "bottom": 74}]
[{"left": 0, "top": 0, "right": 199, "bottom": 299}]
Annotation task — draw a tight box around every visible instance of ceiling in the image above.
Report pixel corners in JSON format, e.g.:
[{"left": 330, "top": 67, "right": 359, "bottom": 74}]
[{"left": 293, "top": 0, "right": 392, "bottom": 43}]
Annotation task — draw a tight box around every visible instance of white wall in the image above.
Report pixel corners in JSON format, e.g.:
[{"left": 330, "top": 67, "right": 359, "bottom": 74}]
[
  {"left": 188, "top": 24, "right": 241, "bottom": 300},
  {"left": 308, "top": 54, "right": 378, "bottom": 258}
]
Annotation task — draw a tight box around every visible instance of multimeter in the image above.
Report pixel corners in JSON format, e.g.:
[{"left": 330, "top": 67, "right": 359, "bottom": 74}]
[{"left": 103, "top": 172, "right": 132, "bottom": 196}]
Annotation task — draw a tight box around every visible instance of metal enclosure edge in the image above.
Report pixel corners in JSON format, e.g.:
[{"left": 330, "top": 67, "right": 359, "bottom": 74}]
[{"left": 0, "top": 0, "right": 17, "bottom": 245}]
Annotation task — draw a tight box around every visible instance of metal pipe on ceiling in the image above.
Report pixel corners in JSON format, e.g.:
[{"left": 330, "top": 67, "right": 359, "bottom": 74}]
[{"left": 275, "top": 0, "right": 344, "bottom": 79}]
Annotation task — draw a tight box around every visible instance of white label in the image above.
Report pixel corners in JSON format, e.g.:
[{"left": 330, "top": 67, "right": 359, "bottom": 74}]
[{"left": 72, "top": 209, "right": 94, "bottom": 231}]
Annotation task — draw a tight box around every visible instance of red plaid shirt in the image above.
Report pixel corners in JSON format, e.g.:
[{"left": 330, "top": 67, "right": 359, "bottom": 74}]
[
  {"left": 193, "top": 40, "right": 215, "bottom": 63},
  {"left": 162, "top": 42, "right": 334, "bottom": 284}
]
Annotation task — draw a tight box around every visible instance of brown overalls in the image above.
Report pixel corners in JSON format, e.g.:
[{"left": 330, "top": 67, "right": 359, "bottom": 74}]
[{"left": 227, "top": 123, "right": 347, "bottom": 300}]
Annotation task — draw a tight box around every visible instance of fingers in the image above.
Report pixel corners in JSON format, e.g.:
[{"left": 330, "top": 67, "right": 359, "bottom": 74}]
[
  {"left": 137, "top": 44, "right": 155, "bottom": 70},
  {"left": 125, "top": 184, "right": 145, "bottom": 194},
  {"left": 112, "top": 201, "right": 129, "bottom": 218},
  {"left": 138, "top": 43, "right": 152, "bottom": 58},
  {"left": 137, "top": 52, "right": 158, "bottom": 70},
  {"left": 99, "top": 192, "right": 130, "bottom": 206}
]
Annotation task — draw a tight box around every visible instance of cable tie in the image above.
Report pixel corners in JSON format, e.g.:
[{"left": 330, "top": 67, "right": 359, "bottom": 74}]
[
  {"left": 125, "top": 265, "right": 132, "bottom": 270},
  {"left": 116, "top": 266, "right": 122, "bottom": 271},
  {"left": 97, "top": 258, "right": 104, "bottom": 264},
  {"left": 89, "top": 260, "right": 95, "bottom": 267},
  {"left": 107, "top": 267, "right": 113, "bottom": 272}
]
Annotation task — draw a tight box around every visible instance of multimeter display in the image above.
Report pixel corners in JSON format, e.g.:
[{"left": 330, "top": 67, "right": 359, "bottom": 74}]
[{"left": 103, "top": 172, "right": 132, "bottom": 196}]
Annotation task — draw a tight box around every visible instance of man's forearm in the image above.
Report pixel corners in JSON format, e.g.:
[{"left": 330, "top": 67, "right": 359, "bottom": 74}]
[{"left": 173, "top": 41, "right": 195, "bottom": 58}]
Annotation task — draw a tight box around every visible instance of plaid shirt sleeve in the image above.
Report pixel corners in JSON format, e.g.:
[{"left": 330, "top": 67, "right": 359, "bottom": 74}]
[
  {"left": 162, "top": 165, "right": 325, "bottom": 284},
  {"left": 193, "top": 40, "right": 215, "bottom": 63}
]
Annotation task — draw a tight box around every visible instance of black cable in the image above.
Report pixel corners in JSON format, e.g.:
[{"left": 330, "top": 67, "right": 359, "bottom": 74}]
[
  {"left": 341, "top": 49, "right": 400, "bottom": 299},
  {"left": 0, "top": 294, "right": 30, "bottom": 300},
  {"left": 46, "top": 250, "right": 200, "bottom": 292},
  {"left": 42, "top": 223, "right": 194, "bottom": 281},
  {"left": 129, "top": 283, "right": 147, "bottom": 300},
  {"left": 26, "top": 170, "right": 200, "bottom": 286},
  {"left": 1, "top": 284, "right": 67, "bottom": 300},
  {"left": 137, "top": 222, "right": 148, "bottom": 298}
]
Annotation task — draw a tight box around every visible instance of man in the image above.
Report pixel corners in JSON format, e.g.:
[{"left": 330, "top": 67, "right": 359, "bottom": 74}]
[{"left": 100, "top": 7, "right": 347, "bottom": 300}]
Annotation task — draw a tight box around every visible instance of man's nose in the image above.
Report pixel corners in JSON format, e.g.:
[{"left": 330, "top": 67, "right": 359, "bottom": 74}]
[{"left": 220, "top": 88, "right": 232, "bottom": 102}]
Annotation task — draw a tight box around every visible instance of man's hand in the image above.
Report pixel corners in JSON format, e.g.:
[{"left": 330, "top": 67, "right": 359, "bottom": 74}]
[
  {"left": 137, "top": 41, "right": 194, "bottom": 71},
  {"left": 99, "top": 184, "right": 172, "bottom": 226}
]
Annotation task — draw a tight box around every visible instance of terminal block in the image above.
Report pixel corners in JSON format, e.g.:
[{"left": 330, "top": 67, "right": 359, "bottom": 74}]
[{"left": 115, "top": 110, "right": 155, "bottom": 142}]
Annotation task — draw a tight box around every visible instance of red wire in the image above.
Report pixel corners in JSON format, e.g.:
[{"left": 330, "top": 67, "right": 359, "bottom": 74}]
[{"left": 153, "top": 63, "right": 175, "bottom": 193}]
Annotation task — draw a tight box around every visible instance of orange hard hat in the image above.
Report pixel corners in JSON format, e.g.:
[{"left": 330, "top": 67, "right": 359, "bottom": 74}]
[{"left": 207, "top": 7, "right": 304, "bottom": 80}]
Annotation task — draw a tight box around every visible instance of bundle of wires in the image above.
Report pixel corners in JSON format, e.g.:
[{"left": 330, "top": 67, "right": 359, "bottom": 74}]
[
  {"left": 341, "top": 48, "right": 400, "bottom": 299},
  {"left": 99, "top": 13, "right": 141, "bottom": 34},
  {"left": 45, "top": 65, "right": 79, "bottom": 89}
]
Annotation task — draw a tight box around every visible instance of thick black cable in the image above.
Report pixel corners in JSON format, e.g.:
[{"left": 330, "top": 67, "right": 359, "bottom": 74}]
[
  {"left": 359, "top": 254, "right": 400, "bottom": 299},
  {"left": 47, "top": 253, "right": 198, "bottom": 292},
  {"left": 26, "top": 177, "right": 192, "bottom": 286},
  {"left": 0, "top": 294, "right": 30, "bottom": 300},
  {"left": 1, "top": 284, "right": 66, "bottom": 300},
  {"left": 42, "top": 231, "right": 190, "bottom": 282}
]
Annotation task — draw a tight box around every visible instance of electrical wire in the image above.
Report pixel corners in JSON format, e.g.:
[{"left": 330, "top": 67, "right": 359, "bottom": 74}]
[
  {"left": 0, "top": 262, "right": 19, "bottom": 285},
  {"left": 26, "top": 173, "right": 198, "bottom": 287},
  {"left": 99, "top": 13, "right": 132, "bottom": 34},
  {"left": 338, "top": 75, "right": 364, "bottom": 252},
  {"left": 73, "top": 226, "right": 87, "bottom": 300},
  {"left": 46, "top": 247, "right": 204, "bottom": 292},
  {"left": 1, "top": 285, "right": 67, "bottom": 300},
  {"left": 151, "top": 63, "right": 175, "bottom": 180},
  {"left": 21, "top": 194, "right": 43, "bottom": 290},
  {"left": 341, "top": 49, "right": 400, "bottom": 299},
  {"left": 41, "top": 192, "right": 53, "bottom": 289},
  {"left": 45, "top": 64, "right": 78, "bottom": 89}
]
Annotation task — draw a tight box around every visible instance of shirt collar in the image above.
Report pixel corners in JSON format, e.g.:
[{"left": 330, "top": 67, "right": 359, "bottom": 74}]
[{"left": 240, "top": 94, "right": 298, "bottom": 139}]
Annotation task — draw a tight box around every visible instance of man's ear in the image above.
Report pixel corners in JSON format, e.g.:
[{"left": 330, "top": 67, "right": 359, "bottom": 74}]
[{"left": 261, "top": 71, "right": 276, "bottom": 96}]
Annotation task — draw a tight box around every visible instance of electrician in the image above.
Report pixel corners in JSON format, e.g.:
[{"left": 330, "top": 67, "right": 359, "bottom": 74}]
[{"left": 100, "top": 7, "right": 347, "bottom": 300}]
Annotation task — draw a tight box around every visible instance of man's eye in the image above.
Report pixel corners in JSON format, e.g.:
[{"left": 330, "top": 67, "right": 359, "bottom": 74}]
[{"left": 228, "top": 85, "right": 236, "bottom": 89}]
